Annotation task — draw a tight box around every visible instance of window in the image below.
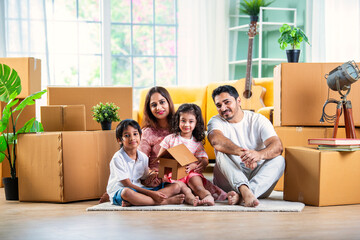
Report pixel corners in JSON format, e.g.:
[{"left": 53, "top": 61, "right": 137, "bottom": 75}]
[{"left": 3, "top": 0, "right": 178, "bottom": 108}]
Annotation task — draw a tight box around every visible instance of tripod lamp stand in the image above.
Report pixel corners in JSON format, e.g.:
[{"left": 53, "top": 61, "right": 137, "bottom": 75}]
[{"left": 321, "top": 61, "right": 360, "bottom": 138}]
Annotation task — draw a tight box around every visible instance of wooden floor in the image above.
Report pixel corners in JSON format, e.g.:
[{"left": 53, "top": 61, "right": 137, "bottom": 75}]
[{"left": 1, "top": 188, "right": 360, "bottom": 240}]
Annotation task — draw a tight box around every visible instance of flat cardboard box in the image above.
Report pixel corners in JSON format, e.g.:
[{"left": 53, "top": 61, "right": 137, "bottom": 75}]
[
  {"left": 41, "top": 105, "right": 86, "bottom": 131},
  {"left": 0, "top": 58, "right": 41, "bottom": 98},
  {"left": 284, "top": 146, "right": 360, "bottom": 206},
  {"left": 158, "top": 144, "right": 198, "bottom": 180},
  {"left": 17, "top": 131, "right": 119, "bottom": 202},
  {"left": 274, "top": 63, "right": 360, "bottom": 127},
  {"left": 47, "top": 87, "right": 132, "bottom": 131},
  {"left": 0, "top": 101, "right": 35, "bottom": 187}
]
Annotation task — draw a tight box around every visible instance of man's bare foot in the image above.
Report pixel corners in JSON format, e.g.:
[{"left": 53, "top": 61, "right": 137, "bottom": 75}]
[
  {"left": 242, "top": 191, "right": 259, "bottom": 207},
  {"left": 227, "top": 191, "right": 240, "bottom": 205},
  {"left": 199, "top": 194, "right": 215, "bottom": 206},
  {"left": 164, "top": 194, "right": 185, "bottom": 205},
  {"left": 121, "top": 200, "right": 132, "bottom": 207}
]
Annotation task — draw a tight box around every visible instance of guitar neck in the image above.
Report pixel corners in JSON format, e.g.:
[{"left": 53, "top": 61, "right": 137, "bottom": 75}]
[{"left": 245, "top": 37, "right": 254, "bottom": 95}]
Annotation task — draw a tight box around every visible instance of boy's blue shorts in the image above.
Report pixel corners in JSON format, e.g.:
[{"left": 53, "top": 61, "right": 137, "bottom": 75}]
[{"left": 112, "top": 182, "right": 170, "bottom": 206}]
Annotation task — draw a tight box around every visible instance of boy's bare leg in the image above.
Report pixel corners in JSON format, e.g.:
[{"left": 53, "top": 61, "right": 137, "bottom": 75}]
[
  {"left": 239, "top": 185, "right": 259, "bottom": 207},
  {"left": 174, "top": 181, "right": 199, "bottom": 206},
  {"left": 121, "top": 188, "right": 185, "bottom": 206},
  {"left": 188, "top": 176, "right": 214, "bottom": 206}
]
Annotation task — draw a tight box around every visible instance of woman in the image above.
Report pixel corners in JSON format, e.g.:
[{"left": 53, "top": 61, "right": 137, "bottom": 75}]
[{"left": 138, "top": 86, "right": 175, "bottom": 171}]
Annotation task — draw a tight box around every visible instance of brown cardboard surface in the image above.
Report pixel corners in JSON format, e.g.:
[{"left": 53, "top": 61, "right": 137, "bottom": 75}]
[
  {"left": 0, "top": 58, "right": 41, "bottom": 98},
  {"left": 158, "top": 144, "right": 198, "bottom": 180},
  {"left": 284, "top": 146, "right": 360, "bottom": 206},
  {"left": 17, "top": 131, "right": 119, "bottom": 202},
  {"left": 47, "top": 87, "right": 132, "bottom": 131},
  {"left": 41, "top": 105, "right": 86, "bottom": 131},
  {"left": 274, "top": 63, "right": 360, "bottom": 126}
]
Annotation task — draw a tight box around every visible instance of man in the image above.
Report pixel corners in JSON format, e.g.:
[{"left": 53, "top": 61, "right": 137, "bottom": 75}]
[{"left": 207, "top": 85, "right": 285, "bottom": 207}]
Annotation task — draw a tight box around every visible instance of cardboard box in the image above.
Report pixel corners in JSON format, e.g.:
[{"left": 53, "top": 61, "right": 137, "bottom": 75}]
[
  {"left": 0, "top": 58, "right": 41, "bottom": 98},
  {"left": 158, "top": 144, "right": 198, "bottom": 180},
  {"left": 17, "top": 131, "right": 119, "bottom": 202},
  {"left": 284, "top": 146, "right": 360, "bottom": 206},
  {"left": 41, "top": 105, "right": 86, "bottom": 131},
  {"left": 47, "top": 87, "right": 132, "bottom": 131},
  {"left": 273, "top": 126, "right": 360, "bottom": 191},
  {"left": 274, "top": 63, "right": 360, "bottom": 127},
  {"left": 0, "top": 100, "right": 35, "bottom": 187}
]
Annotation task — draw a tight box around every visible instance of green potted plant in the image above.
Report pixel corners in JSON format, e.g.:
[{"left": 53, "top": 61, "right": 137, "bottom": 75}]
[
  {"left": 278, "top": 23, "right": 310, "bottom": 62},
  {"left": 92, "top": 102, "right": 121, "bottom": 130},
  {"left": 239, "top": 0, "right": 274, "bottom": 21},
  {"left": 0, "top": 63, "right": 46, "bottom": 200}
]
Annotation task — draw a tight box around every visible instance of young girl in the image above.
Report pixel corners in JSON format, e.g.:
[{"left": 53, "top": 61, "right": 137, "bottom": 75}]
[
  {"left": 106, "top": 119, "right": 185, "bottom": 207},
  {"left": 159, "top": 104, "right": 226, "bottom": 206}
]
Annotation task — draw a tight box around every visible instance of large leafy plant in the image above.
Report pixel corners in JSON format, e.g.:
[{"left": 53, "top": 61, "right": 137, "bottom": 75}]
[
  {"left": 0, "top": 64, "right": 46, "bottom": 179},
  {"left": 239, "top": 0, "right": 274, "bottom": 16},
  {"left": 92, "top": 102, "right": 120, "bottom": 123},
  {"left": 278, "top": 24, "right": 310, "bottom": 50}
]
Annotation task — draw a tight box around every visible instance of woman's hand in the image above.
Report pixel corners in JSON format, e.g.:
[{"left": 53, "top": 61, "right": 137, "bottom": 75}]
[{"left": 142, "top": 171, "right": 161, "bottom": 187}]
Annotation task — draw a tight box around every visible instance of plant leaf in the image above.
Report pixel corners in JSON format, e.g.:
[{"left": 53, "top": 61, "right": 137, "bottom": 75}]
[
  {"left": 0, "top": 152, "right": 5, "bottom": 163},
  {"left": 0, "top": 135, "right": 7, "bottom": 152},
  {"left": 15, "top": 89, "right": 47, "bottom": 112},
  {"left": 0, "top": 64, "right": 22, "bottom": 102}
]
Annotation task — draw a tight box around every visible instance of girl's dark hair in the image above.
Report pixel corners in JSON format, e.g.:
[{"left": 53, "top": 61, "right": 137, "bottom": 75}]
[
  {"left": 212, "top": 85, "right": 239, "bottom": 101},
  {"left": 116, "top": 119, "right": 142, "bottom": 144},
  {"left": 171, "top": 103, "right": 205, "bottom": 143},
  {"left": 142, "top": 86, "right": 175, "bottom": 130}
]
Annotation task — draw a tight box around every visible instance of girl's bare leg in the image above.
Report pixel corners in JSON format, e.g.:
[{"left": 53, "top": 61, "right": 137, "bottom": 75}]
[
  {"left": 174, "top": 181, "right": 199, "bottom": 206},
  {"left": 188, "top": 176, "right": 214, "bottom": 206}
]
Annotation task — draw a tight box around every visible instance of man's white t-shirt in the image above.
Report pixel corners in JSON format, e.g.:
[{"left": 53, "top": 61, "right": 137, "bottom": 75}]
[
  {"left": 106, "top": 148, "right": 149, "bottom": 203},
  {"left": 207, "top": 110, "right": 277, "bottom": 154}
]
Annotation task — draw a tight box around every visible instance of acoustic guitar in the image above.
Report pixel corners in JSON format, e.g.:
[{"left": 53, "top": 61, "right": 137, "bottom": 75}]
[{"left": 239, "top": 19, "right": 266, "bottom": 112}]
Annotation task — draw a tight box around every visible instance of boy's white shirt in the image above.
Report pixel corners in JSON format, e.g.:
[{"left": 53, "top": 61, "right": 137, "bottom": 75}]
[{"left": 106, "top": 148, "right": 149, "bottom": 203}]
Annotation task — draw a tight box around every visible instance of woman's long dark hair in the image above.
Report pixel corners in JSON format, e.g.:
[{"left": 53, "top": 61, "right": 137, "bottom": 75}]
[
  {"left": 142, "top": 86, "right": 175, "bottom": 130},
  {"left": 171, "top": 103, "right": 205, "bottom": 143}
]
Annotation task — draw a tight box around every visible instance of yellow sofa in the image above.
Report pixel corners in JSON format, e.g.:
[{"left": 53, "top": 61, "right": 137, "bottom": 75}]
[{"left": 134, "top": 78, "right": 274, "bottom": 160}]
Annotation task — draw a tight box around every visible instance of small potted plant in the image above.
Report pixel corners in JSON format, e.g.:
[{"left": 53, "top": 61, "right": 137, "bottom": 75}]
[
  {"left": 92, "top": 102, "right": 121, "bottom": 130},
  {"left": 239, "top": 0, "right": 274, "bottom": 21},
  {"left": 278, "top": 23, "right": 310, "bottom": 62},
  {"left": 0, "top": 63, "right": 47, "bottom": 200}
]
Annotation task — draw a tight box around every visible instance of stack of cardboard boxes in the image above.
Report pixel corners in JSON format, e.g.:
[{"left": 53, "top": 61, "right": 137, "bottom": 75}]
[
  {"left": 1, "top": 58, "right": 134, "bottom": 202},
  {"left": 274, "top": 63, "right": 360, "bottom": 206}
]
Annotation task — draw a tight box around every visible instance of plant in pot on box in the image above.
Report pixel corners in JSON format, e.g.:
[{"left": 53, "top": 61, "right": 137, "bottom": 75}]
[
  {"left": 278, "top": 23, "right": 310, "bottom": 63},
  {"left": 0, "top": 64, "right": 46, "bottom": 200},
  {"left": 92, "top": 102, "right": 120, "bottom": 130}
]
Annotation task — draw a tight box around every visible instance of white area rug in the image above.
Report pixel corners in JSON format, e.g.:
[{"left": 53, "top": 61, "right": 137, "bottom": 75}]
[{"left": 87, "top": 191, "right": 305, "bottom": 212}]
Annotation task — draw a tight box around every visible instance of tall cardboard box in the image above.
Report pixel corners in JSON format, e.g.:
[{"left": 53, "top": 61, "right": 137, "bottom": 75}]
[
  {"left": 274, "top": 63, "right": 360, "bottom": 127},
  {"left": 41, "top": 105, "right": 86, "bottom": 131},
  {"left": 47, "top": 87, "right": 132, "bottom": 131},
  {"left": 284, "top": 146, "right": 360, "bottom": 206},
  {"left": 0, "top": 58, "right": 41, "bottom": 98},
  {"left": 0, "top": 101, "right": 35, "bottom": 187},
  {"left": 17, "top": 131, "right": 119, "bottom": 202}
]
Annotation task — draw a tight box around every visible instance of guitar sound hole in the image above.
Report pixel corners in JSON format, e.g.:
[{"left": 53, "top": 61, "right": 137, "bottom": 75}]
[{"left": 243, "top": 90, "right": 252, "bottom": 99}]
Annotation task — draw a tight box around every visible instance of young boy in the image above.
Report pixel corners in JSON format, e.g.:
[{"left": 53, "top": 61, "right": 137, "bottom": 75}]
[{"left": 106, "top": 119, "right": 185, "bottom": 206}]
